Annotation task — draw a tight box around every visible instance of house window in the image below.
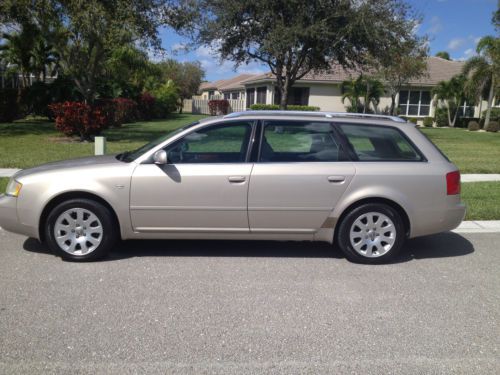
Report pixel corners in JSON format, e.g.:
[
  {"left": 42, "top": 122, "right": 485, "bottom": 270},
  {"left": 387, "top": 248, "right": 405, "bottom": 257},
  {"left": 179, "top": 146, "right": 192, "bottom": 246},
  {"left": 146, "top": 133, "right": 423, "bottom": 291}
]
[
  {"left": 458, "top": 101, "right": 475, "bottom": 117},
  {"left": 223, "top": 93, "right": 230, "bottom": 100},
  {"left": 231, "top": 92, "right": 239, "bottom": 100},
  {"left": 246, "top": 88, "right": 255, "bottom": 108},
  {"left": 398, "top": 90, "right": 431, "bottom": 116},
  {"left": 273, "top": 87, "right": 310, "bottom": 106},
  {"left": 208, "top": 90, "right": 215, "bottom": 99},
  {"left": 256, "top": 87, "right": 267, "bottom": 104}
]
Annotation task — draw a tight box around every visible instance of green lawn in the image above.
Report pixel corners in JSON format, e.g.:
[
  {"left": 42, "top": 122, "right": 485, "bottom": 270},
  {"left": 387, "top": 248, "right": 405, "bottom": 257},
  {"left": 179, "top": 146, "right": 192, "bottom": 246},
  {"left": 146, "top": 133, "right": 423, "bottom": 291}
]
[
  {"left": 420, "top": 128, "right": 500, "bottom": 173},
  {"left": 462, "top": 182, "right": 500, "bottom": 220},
  {"left": 0, "top": 114, "right": 207, "bottom": 169}
]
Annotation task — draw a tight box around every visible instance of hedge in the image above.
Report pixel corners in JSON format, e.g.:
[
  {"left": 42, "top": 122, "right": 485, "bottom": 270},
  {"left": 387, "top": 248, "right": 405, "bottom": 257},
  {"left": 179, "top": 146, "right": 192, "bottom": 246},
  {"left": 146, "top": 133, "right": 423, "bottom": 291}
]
[{"left": 0, "top": 88, "right": 20, "bottom": 122}]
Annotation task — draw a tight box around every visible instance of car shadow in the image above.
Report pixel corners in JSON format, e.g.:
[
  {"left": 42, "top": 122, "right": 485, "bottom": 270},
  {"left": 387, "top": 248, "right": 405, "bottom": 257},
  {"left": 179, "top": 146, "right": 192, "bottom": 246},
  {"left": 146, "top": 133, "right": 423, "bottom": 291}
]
[{"left": 23, "top": 231, "right": 474, "bottom": 263}]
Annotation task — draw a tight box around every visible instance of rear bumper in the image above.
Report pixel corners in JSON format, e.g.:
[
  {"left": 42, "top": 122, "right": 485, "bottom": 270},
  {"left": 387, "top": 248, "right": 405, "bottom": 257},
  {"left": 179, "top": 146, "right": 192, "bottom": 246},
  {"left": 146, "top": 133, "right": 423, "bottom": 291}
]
[
  {"left": 0, "top": 194, "right": 38, "bottom": 239},
  {"left": 410, "top": 202, "right": 466, "bottom": 238}
]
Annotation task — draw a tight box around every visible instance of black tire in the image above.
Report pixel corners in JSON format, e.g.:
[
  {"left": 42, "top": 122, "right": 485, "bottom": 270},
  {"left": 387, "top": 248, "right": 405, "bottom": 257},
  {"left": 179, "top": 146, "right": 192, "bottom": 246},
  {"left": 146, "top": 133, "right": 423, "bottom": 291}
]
[
  {"left": 45, "top": 198, "right": 118, "bottom": 261},
  {"left": 336, "top": 203, "right": 406, "bottom": 264}
]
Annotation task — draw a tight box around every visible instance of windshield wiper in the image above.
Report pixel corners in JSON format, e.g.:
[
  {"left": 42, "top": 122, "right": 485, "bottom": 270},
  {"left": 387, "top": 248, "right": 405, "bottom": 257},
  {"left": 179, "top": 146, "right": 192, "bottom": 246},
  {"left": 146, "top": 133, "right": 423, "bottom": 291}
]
[{"left": 117, "top": 151, "right": 131, "bottom": 161}]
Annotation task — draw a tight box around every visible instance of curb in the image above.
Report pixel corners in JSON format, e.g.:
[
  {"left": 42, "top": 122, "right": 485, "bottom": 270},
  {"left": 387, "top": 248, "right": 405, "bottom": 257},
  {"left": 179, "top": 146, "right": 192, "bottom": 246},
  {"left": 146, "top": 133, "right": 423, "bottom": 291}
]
[{"left": 452, "top": 220, "right": 500, "bottom": 233}]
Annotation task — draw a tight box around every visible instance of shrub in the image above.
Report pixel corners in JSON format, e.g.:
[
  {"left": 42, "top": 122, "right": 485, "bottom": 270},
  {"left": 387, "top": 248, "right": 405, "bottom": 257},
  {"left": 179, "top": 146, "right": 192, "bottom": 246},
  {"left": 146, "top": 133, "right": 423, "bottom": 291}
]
[
  {"left": 486, "top": 121, "right": 499, "bottom": 132},
  {"left": 152, "top": 81, "right": 179, "bottom": 118},
  {"left": 467, "top": 121, "right": 480, "bottom": 131},
  {"left": 208, "top": 99, "right": 230, "bottom": 115},
  {"left": 49, "top": 102, "right": 107, "bottom": 141},
  {"left": 287, "top": 105, "right": 320, "bottom": 111},
  {"left": 95, "top": 98, "right": 137, "bottom": 127},
  {"left": 24, "top": 82, "right": 51, "bottom": 117},
  {"left": 401, "top": 116, "right": 418, "bottom": 124},
  {"left": 250, "top": 104, "right": 279, "bottom": 110},
  {"left": 482, "top": 107, "right": 500, "bottom": 121},
  {"left": 434, "top": 107, "right": 448, "bottom": 127},
  {"left": 137, "top": 91, "right": 155, "bottom": 120},
  {"left": 423, "top": 117, "right": 434, "bottom": 127},
  {"left": 249, "top": 103, "right": 320, "bottom": 111},
  {"left": 0, "top": 88, "right": 20, "bottom": 122}
]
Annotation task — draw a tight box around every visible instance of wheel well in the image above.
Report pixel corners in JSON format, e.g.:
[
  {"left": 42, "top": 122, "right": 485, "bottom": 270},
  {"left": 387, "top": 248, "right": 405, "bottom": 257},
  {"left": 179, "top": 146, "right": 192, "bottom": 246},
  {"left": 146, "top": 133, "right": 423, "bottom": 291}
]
[
  {"left": 334, "top": 197, "right": 411, "bottom": 239},
  {"left": 38, "top": 191, "right": 120, "bottom": 242}
]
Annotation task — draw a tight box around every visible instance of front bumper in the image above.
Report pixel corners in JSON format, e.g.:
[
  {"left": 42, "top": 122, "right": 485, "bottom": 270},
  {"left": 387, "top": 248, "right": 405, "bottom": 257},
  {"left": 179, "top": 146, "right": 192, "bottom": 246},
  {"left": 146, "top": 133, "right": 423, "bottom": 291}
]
[{"left": 0, "top": 194, "right": 38, "bottom": 238}]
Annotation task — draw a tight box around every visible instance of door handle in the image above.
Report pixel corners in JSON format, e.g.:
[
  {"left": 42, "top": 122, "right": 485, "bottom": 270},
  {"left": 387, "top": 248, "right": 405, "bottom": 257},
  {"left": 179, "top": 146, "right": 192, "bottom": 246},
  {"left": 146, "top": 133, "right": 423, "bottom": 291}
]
[
  {"left": 327, "top": 175, "right": 346, "bottom": 183},
  {"left": 228, "top": 176, "right": 246, "bottom": 183}
]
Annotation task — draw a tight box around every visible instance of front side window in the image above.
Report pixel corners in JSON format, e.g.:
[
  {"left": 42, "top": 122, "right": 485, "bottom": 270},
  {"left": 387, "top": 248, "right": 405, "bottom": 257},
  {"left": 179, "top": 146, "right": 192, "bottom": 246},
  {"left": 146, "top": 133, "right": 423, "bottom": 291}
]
[
  {"left": 165, "top": 122, "right": 253, "bottom": 164},
  {"left": 339, "top": 124, "right": 422, "bottom": 161},
  {"left": 398, "top": 90, "right": 431, "bottom": 116},
  {"left": 260, "top": 121, "right": 342, "bottom": 162}
]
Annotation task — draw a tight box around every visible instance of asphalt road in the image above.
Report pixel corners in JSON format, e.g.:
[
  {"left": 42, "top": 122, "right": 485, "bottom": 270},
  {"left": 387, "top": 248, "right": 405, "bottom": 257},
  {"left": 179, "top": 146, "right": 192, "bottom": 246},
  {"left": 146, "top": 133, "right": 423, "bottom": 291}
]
[{"left": 0, "top": 230, "right": 498, "bottom": 374}]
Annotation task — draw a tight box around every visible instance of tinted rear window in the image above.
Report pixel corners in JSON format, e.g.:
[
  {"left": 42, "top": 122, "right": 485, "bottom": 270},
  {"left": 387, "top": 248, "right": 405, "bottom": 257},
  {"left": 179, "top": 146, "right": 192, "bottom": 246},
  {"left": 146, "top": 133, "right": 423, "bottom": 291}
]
[{"left": 339, "top": 124, "right": 423, "bottom": 161}]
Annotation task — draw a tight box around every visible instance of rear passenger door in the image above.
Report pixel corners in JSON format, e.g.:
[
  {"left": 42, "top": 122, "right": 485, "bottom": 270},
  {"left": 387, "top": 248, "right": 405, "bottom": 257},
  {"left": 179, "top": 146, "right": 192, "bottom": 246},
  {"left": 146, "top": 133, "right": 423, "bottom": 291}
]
[{"left": 248, "top": 120, "right": 355, "bottom": 233}]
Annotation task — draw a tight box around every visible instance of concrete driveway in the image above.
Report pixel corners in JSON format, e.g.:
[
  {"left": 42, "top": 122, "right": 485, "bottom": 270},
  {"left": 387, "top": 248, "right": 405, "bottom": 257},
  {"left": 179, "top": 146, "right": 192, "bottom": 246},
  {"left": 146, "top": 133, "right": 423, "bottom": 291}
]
[{"left": 0, "top": 230, "right": 498, "bottom": 374}]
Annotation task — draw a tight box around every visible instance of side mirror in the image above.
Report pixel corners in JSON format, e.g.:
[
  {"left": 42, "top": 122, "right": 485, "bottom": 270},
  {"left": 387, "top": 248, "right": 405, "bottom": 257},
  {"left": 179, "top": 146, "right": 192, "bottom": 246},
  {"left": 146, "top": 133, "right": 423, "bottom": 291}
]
[{"left": 153, "top": 150, "right": 168, "bottom": 165}]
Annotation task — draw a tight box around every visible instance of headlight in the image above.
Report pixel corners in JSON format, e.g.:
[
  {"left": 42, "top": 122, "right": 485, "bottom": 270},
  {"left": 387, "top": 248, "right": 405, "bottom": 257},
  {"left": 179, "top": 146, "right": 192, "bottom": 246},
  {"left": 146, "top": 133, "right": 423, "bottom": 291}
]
[{"left": 5, "top": 179, "right": 22, "bottom": 197}]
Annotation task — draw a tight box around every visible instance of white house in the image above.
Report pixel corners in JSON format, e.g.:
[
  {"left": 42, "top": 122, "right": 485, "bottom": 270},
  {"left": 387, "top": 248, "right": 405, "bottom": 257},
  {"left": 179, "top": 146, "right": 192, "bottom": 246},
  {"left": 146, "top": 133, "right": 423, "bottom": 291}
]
[{"left": 198, "top": 57, "right": 494, "bottom": 119}]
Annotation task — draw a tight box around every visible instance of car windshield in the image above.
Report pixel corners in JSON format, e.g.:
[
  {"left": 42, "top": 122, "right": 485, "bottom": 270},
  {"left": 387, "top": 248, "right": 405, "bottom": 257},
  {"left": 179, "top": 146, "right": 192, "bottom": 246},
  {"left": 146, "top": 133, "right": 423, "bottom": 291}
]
[{"left": 117, "top": 121, "right": 200, "bottom": 162}]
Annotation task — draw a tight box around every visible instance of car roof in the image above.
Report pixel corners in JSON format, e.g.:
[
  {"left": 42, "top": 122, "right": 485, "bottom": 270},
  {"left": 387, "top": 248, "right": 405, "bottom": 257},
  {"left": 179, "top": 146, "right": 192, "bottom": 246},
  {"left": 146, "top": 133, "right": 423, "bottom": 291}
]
[{"left": 223, "top": 111, "right": 407, "bottom": 124}]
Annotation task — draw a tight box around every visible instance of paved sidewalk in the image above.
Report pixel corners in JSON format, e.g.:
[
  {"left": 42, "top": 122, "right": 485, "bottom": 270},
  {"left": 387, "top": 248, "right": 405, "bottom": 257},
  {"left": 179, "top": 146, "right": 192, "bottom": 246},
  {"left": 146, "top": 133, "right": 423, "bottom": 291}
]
[
  {"left": 461, "top": 174, "right": 500, "bottom": 182},
  {"left": 2, "top": 167, "right": 500, "bottom": 182},
  {"left": 0, "top": 169, "right": 20, "bottom": 177},
  {"left": 453, "top": 220, "right": 500, "bottom": 233}
]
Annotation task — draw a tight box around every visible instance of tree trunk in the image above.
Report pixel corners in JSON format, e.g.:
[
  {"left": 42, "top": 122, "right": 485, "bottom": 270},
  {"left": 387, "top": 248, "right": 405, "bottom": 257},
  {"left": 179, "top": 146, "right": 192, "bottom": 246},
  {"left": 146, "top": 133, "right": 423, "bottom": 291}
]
[
  {"left": 363, "top": 81, "right": 370, "bottom": 113},
  {"left": 390, "top": 94, "right": 396, "bottom": 115},
  {"left": 279, "top": 78, "right": 289, "bottom": 110},
  {"left": 446, "top": 101, "right": 452, "bottom": 127},
  {"left": 484, "top": 75, "right": 495, "bottom": 129},
  {"left": 451, "top": 105, "right": 459, "bottom": 127}
]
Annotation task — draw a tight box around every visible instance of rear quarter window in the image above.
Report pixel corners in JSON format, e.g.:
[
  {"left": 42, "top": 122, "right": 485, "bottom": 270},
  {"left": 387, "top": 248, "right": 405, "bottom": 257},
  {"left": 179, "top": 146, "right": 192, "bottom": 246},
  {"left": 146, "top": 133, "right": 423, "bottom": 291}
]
[{"left": 339, "top": 124, "right": 423, "bottom": 161}]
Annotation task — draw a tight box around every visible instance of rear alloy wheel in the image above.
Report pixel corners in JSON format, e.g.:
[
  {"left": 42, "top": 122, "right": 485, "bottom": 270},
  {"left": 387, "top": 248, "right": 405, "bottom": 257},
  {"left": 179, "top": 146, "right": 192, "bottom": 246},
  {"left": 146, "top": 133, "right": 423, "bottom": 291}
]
[
  {"left": 337, "top": 203, "right": 405, "bottom": 264},
  {"left": 45, "top": 199, "right": 118, "bottom": 261}
]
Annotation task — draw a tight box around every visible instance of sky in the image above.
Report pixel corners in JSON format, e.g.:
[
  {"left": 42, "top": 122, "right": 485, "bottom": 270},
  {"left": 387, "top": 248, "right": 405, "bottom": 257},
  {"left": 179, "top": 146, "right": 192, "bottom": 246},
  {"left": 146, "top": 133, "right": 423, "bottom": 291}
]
[{"left": 156, "top": 0, "right": 499, "bottom": 82}]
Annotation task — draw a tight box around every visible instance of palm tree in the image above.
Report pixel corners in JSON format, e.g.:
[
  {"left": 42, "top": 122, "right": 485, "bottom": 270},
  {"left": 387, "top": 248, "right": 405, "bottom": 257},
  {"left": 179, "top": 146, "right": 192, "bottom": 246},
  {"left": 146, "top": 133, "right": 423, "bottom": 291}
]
[
  {"left": 342, "top": 75, "right": 384, "bottom": 113},
  {"left": 0, "top": 23, "right": 38, "bottom": 88},
  {"left": 432, "top": 75, "right": 466, "bottom": 127},
  {"left": 32, "top": 36, "right": 59, "bottom": 83},
  {"left": 341, "top": 76, "right": 364, "bottom": 112},
  {"left": 462, "top": 36, "right": 499, "bottom": 129},
  {"left": 362, "top": 77, "right": 384, "bottom": 113}
]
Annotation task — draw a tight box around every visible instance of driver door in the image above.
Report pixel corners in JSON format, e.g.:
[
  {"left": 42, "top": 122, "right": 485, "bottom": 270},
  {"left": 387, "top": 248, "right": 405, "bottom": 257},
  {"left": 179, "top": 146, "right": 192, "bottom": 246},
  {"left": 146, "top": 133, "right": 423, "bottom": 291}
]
[{"left": 130, "top": 121, "right": 255, "bottom": 233}]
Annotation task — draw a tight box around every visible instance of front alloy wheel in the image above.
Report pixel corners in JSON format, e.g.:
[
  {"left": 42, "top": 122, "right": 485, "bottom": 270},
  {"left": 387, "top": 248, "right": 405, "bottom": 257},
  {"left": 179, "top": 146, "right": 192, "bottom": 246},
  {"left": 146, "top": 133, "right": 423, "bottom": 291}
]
[{"left": 45, "top": 198, "right": 117, "bottom": 261}]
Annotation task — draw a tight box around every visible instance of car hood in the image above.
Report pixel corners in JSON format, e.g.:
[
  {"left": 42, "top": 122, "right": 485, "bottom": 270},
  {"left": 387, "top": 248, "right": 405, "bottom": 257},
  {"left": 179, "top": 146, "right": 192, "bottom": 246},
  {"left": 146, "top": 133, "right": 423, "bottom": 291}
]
[{"left": 13, "top": 155, "right": 123, "bottom": 179}]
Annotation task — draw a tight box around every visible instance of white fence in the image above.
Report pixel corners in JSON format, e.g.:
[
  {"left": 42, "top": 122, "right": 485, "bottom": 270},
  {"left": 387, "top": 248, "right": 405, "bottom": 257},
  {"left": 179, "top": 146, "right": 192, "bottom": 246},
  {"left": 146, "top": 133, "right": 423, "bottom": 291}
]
[{"left": 183, "top": 99, "right": 246, "bottom": 115}]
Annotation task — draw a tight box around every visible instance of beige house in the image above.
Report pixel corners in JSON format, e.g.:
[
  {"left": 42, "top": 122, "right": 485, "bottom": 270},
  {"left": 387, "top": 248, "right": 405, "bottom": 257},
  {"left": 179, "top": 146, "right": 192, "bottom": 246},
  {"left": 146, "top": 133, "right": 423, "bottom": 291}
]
[
  {"left": 198, "top": 74, "right": 257, "bottom": 100},
  {"left": 198, "top": 57, "right": 494, "bottom": 119}
]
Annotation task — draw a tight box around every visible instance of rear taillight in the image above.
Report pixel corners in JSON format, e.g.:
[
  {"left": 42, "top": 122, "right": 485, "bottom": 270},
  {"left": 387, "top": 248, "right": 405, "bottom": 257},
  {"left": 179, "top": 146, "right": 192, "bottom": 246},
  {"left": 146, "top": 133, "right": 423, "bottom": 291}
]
[{"left": 446, "top": 170, "right": 461, "bottom": 195}]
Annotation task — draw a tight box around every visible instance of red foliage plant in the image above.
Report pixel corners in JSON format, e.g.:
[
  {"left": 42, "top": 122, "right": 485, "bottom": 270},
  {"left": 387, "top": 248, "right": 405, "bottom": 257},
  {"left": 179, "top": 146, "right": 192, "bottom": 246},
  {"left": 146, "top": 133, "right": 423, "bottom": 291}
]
[
  {"left": 49, "top": 101, "right": 107, "bottom": 141},
  {"left": 137, "top": 91, "right": 156, "bottom": 120},
  {"left": 95, "top": 98, "right": 138, "bottom": 128},
  {"left": 208, "top": 99, "right": 230, "bottom": 116}
]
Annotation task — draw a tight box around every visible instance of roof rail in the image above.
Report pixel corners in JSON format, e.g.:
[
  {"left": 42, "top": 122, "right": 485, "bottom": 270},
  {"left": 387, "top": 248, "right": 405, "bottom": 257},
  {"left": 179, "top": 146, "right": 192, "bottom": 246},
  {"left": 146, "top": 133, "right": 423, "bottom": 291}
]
[{"left": 224, "top": 110, "right": 407, "bottom": 123}]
